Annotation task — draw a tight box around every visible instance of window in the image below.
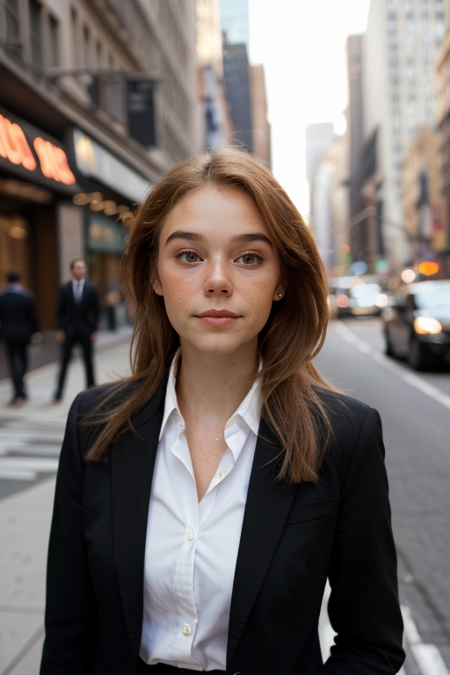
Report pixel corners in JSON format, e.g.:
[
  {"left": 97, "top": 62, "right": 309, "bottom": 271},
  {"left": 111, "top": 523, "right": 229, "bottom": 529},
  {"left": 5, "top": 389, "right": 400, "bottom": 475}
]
[
  {"left": 5, "top": 0, "right": 20, "bottom": 41},
  {"left": 96, "top": 40, "right": 102, "bottom": 68},
  {"left": 70, "top": 7, "right": 80, "bottom": 65},
  {"left": 29, "top": 0, "right": 42, "bottom": 67},
  {"left": 83, "top": 25, "right": 90, "bottom": 67},
  {"left": 49, "top": 15, "right": 59, "bottom": 66}
]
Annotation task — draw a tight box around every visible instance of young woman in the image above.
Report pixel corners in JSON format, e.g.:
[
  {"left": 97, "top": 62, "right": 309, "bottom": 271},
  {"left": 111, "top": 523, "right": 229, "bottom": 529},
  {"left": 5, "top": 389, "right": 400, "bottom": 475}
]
[{"left": 40, "top": 148, "right": 404, "bottom": 675}]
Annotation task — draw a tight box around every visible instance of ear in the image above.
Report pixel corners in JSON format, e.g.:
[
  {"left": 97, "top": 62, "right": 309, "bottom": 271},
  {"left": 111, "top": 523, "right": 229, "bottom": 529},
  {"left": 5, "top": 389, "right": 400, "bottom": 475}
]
[
  {"left": 273, "top": 277, "right": 287, "bottom": 301},
  {"left": 150, "top": 263, "right": 164, "bottom": 296}
]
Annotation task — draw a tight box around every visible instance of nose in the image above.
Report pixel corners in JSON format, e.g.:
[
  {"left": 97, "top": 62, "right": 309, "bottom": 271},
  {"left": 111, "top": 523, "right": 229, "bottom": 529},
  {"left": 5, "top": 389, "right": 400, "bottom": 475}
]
[{"left": 203, "top": 257, "right": 233, "bottom": 296}]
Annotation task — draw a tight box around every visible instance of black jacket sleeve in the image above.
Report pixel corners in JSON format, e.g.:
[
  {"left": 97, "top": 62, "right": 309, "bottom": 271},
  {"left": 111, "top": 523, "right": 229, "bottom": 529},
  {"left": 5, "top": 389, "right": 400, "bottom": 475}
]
[
  {"left": 40, "top": 394, "right": 98, "bottom": 674},
  {"left": 325, "top": 407, "right": 405, "bottom": 675}
]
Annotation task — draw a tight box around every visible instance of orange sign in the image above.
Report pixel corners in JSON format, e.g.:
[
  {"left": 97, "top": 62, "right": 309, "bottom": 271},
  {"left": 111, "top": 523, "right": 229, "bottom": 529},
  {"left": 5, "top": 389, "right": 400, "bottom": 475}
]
[
  {"left": 0, "top": 113, "right": 75, "bottom": 186},
  {"left": 0, "top": 114, "right": 36, "bottom": 171},
  {"left": 33, "top": 138, "right": 76, "bottom": 185}
]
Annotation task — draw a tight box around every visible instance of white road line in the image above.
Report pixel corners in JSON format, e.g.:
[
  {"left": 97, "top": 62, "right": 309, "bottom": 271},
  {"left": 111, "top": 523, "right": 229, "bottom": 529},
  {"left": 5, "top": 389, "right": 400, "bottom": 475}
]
[
  {"left": 1, "top": 445, "right": 61, "bottom": 457},
  {"left": 400, "top": 373, "right": 450, "bottom": 410},
  {"left": 0, "top": 469, "right": 37, "bottom": 480},
  {"left": 402, "top": 606, "right": 422, "bottom": 644},
  {"left": 334, "top": 322, "right": 450, "bottom": 411},
  {"left": 0, "top": 457, "right": 59, "bottom": 472},
  {"left": 401, "top": 606, "right": 450, "bottom": 675},
  {"left": 411, "top": 644, "right": 450, "bottom": 675},
  {"left": 0, "top": 431, "right": 63, "bottom": 441}
]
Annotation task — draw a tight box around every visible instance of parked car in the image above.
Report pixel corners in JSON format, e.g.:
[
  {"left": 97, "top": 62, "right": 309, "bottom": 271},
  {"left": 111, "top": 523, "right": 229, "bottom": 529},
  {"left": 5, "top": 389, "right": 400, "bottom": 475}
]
[
  {"left": 329, "top": 276, "right": 387, "bottom": 319},
  {"left": 382, "top": 280, "right": 450, "bottom": 370}
]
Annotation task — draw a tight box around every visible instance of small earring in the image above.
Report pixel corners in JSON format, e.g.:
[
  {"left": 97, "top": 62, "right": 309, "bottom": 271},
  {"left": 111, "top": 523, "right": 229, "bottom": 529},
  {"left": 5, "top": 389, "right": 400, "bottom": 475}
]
[{"left": 277, "top": 293, "right": 282, "bottom": 298}]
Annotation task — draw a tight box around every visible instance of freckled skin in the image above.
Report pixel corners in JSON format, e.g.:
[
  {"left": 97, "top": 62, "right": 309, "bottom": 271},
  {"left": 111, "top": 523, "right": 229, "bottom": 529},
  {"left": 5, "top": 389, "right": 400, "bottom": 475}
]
[{"left": 151, "top": 185, "right": 285, "bottom": 362}]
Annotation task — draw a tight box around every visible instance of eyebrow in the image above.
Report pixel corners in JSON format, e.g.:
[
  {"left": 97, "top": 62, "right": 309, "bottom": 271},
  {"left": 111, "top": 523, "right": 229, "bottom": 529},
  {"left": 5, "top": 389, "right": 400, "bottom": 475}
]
[{"left": 164, "top": 230, "right": 273, "bottom": 247}]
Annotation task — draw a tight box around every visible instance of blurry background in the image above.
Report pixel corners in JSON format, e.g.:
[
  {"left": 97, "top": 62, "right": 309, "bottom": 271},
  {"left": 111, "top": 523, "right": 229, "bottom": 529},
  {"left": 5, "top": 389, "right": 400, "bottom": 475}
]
[{"left": 1, "top": 1, "right": 450, "bottom": 674}]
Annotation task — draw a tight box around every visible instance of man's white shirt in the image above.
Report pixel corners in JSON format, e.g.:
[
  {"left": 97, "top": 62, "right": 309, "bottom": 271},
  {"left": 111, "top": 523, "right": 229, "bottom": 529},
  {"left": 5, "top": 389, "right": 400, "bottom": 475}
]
[{"left": 71, "top": 278, "right": 85, "bottom": 304}]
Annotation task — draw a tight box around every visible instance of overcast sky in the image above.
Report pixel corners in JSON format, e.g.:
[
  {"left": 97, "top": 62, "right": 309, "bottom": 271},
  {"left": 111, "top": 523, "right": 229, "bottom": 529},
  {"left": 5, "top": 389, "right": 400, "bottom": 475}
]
[{"left": 248, "top": 0, "right": 371, "bottom": 214}]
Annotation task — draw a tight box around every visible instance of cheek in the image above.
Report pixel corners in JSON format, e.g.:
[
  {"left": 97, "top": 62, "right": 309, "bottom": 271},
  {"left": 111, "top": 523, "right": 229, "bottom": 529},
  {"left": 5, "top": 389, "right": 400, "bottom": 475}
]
[{"left": 160, "top": 269, "right": 197, "bottom": 302}]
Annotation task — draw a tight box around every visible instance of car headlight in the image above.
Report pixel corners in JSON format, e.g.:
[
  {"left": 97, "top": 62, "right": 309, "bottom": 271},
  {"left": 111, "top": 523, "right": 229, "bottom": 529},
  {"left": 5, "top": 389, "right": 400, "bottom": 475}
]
[
  {"left": 375, "top": 293, "right": 388, "bottom": 307},
  {"left": 414, "top": 317, "right": 443, "bottom": 335}
]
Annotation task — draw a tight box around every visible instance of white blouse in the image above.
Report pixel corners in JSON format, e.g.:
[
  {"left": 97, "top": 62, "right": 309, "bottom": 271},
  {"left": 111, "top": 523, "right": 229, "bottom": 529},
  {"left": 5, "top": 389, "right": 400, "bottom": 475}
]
[{"left": 139, "top": 353, "right": 260, "bottom": 670}]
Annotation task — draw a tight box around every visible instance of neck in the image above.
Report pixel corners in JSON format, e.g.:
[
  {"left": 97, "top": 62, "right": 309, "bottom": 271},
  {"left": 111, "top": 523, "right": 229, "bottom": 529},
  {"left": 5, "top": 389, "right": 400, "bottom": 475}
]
[{"left": 176, "top": 342, "right": 259, "bottom": 428}]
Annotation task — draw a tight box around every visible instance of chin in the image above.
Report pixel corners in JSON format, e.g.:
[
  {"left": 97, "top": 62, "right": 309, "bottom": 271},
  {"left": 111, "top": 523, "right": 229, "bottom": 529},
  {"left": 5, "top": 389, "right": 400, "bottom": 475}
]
[{"left": 186, "top": 336, "right": 254, "bottom": 357}]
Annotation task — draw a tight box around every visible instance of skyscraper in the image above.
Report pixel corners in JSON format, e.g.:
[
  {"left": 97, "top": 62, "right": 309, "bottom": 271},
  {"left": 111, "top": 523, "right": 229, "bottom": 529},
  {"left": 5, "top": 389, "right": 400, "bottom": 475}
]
[
  {"left": 219, "top": 0, "right": 249, "bottom": 49},
  {"left": 362, "top": 0, "right": 445, "bottom": 267}
]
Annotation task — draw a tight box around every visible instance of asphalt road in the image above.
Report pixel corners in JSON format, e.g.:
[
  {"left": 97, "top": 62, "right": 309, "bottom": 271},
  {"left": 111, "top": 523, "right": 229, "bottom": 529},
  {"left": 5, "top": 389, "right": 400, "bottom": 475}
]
[{"left": 315, "top": 317, "right": 450, "bottom": 671}]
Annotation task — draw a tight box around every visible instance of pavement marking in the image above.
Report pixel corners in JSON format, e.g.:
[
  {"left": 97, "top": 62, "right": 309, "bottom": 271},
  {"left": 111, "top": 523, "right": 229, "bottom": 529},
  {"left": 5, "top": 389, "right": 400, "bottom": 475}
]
[
  {"left": 0, "top": 469, "right": 37, "bottom": 480},
  {"left": 334, "top": 322, "right": 450, "bottom": 411},
  {"left": 401, "top": 606, "right": 450, "bottom": 675},
  {"left": 0, "top": 457, "right": 59, "bottom": 472}
]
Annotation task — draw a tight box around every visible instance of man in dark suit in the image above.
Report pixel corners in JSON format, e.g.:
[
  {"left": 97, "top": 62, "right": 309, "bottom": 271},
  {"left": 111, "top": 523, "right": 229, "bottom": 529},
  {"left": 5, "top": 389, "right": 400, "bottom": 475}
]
[
  {"left": 53, "top": 259, "right": 100, "bottom": 403},
  {"left": 0, "top": 270, "right": 40, "bottom": 406}
]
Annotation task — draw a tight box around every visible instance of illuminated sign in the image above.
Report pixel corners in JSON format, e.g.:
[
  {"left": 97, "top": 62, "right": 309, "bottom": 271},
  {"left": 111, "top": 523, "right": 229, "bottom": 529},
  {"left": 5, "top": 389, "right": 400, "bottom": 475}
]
[
  {"left": 33, "top": 137, "right": 75, "bottom": 185},
  {"left": 418, "top": 261, "right": 440, "bottom": 276},
  {"left": 0, "top": 107, "right": 76, "bottom": 188},
  {"left": 0, "top": 115, "right": 36, "bottom": 171},
  {"left": 72, "top": 128, "right": 149, "bottom": 202}
]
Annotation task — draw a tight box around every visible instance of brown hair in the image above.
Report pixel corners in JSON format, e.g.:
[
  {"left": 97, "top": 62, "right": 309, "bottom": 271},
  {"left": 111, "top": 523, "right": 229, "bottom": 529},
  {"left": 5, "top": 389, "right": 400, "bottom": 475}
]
[{"left": 86, "top": 147, "right": 334, "bottom": 483}]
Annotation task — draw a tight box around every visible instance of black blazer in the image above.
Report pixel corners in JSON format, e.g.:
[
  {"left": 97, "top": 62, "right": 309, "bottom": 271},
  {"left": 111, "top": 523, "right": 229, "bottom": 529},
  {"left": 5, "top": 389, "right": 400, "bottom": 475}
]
[
  {"left": 57, "top": 280, "right": 100, "bottom": 338},
  {"left": 0, "top": 288, "right": 39, "bottom": 342},
  {"left": 41, "top": 376, "right": 405, "bottom": 675}
]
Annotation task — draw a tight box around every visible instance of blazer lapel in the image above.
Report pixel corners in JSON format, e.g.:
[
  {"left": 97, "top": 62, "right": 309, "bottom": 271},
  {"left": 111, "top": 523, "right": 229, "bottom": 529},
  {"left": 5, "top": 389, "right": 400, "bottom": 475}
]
[
  {"left": 110, "top": 373, "right": 169, "bottom": 657},
  {"left": 227, "top": 417, "right": 298, "bottom": 664}
]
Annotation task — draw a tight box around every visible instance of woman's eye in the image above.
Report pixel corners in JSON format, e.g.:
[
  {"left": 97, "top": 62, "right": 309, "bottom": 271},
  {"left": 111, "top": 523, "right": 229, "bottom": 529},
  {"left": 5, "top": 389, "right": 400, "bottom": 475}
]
[
  {"left": 179, "top": 251, "right": 200, "bottom": 263},
  {"left": 237, "top": 253, "right": 262, "bottom": 265}
]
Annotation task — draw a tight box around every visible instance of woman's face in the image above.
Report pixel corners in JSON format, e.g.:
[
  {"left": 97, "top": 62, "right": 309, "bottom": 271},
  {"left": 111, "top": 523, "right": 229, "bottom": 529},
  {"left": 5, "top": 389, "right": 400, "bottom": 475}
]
[{"left": 152, "top": 185, "right": 285, "bottom": 361}]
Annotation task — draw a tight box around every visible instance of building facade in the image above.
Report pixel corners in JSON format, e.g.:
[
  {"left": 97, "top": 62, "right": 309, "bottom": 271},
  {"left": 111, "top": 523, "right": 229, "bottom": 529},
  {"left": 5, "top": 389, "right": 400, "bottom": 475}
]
[
  {"left": 196, "top": 0, "right": 235, "bottom": 150},
  {"left": 362, "top": 0, "right": 446, "bottom": 270},
  {"left": 305, "top": 122, "right": 336, "bottom": 187},
  {"left": 434, "top": 0, "right": 450, "bottom": 274},
  {"left": 0, "top": 0, "right": 201, "bottom": 375}
]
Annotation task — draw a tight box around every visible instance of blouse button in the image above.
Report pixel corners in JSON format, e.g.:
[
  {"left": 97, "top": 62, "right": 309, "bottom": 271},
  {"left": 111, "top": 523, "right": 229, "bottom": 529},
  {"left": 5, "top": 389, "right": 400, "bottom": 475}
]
[
  {"left": 182, "top": 623, "right": 191, "bottom": 636},
  {"left": 187, "top": 532, "right": 194, "bottom": 541},
  {"left": 219, "top": 469, "right": 226, "bottom": 479}
]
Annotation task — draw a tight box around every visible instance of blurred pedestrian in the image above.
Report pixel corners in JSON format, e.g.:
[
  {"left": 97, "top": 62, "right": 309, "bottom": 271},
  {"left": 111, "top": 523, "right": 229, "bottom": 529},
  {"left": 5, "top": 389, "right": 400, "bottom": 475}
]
[
  {"left": 52, "top": 259, "right": 100, "bottom": 403},
  {"left": 0, "top": 270, "right": 40, "bottom": 406},
  {"left": 41, "top": 149, "right": 404, "bottom": 675}
]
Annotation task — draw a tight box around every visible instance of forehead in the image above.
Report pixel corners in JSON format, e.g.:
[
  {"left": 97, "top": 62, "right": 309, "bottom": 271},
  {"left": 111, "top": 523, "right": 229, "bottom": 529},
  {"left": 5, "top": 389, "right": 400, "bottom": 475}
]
[{"left": 162, "top": 185, "right": 269, "bottom": 235}]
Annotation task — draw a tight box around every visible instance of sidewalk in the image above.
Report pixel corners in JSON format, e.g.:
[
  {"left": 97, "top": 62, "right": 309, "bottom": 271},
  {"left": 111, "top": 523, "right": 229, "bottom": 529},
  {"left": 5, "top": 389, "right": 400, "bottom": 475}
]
[{"left": 0, "top": 330, "right": 132, "bottom": 675}]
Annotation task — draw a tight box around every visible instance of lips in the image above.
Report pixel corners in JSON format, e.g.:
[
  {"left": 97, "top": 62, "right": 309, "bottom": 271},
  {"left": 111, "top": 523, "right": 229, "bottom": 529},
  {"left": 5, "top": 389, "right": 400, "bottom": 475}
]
[
  {"left": 196, "top": 309, "right": 240, "bottom": 318},
  {"left": 195, "top": 309, "right": 241, "bottom": 326}
]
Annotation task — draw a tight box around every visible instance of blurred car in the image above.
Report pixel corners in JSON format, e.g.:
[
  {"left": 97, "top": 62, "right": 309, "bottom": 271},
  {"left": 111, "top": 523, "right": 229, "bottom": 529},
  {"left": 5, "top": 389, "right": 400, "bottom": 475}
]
[
  {"left": 329, "top": 276, "right": 387, "bottom": 319},
  {"left": 382, "top": 280, "right": 450, "bottom": 370}
]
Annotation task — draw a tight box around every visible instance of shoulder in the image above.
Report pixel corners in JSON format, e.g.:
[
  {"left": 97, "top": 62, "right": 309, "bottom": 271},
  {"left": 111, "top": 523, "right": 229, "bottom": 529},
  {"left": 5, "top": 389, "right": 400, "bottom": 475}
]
[
  {"left": 314, "top": 386, "right": 380, "bottom": 451},
  {"left": 72, "top": 381, "right": 136, "bottom": 419}
]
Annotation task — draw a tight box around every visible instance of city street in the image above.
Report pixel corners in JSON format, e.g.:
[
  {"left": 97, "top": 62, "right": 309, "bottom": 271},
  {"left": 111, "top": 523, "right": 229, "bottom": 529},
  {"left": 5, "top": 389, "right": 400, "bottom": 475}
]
[
  {"left": 0, "top": 335, "right": 132, "bottom": 675},
  {"left": 1, "top": 320, "right": 449, "bottom": 674},
  {"left": 316, "top": 317, "right": 450, "bottom": 675}
]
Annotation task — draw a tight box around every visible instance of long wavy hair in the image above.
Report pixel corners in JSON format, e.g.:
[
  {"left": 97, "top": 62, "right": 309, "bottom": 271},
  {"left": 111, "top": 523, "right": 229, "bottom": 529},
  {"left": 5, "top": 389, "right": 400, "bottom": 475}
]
[{"left": 86, "top": 147, "right": 334, "bottom": 483}]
